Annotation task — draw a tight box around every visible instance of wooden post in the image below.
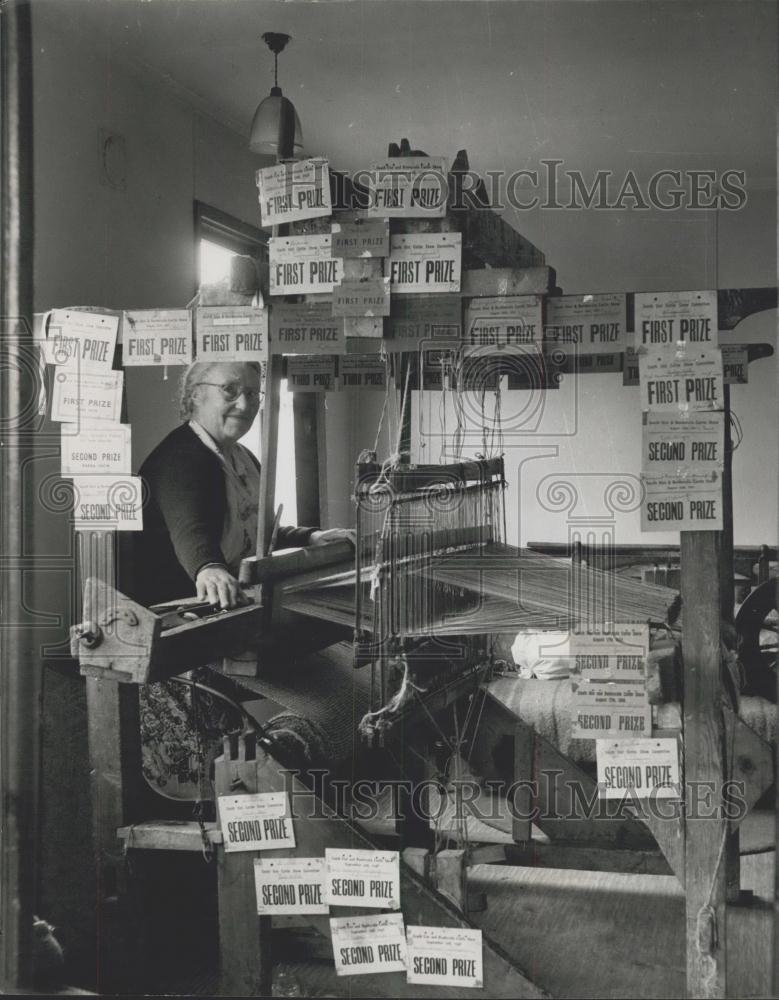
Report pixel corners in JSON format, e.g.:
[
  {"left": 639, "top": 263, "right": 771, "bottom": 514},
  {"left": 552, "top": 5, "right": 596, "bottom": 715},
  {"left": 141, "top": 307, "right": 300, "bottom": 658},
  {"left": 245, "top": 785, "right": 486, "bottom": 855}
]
[
  {"left": 80, "top": 530, "right": 149, "bottom": 994},
  {"left": 292, "top": 391, "right": 321, "bottom": 525},
  {"left": 511, "top": 725, "right": 534, "bottom": 843},
  {"left": 775, "top": 562, "right": 779, "bottom": 999},
  {"left": 0, "top": 1, "right": 37, "bottom": 989},
  {"left": 681, "top": 531, "right": 727, "bottom": 998},
  {"left": 258, "top": 353, "right": 283, "bottom": 557},
  {"left": 720, "top": 386, "right": 735, "bottom": 623},
  {"left": 213, "top": 735, "right": 273, "bottom": 996},
  {"left": 719, "top": 385, "right": 741, "bottom": 902}
]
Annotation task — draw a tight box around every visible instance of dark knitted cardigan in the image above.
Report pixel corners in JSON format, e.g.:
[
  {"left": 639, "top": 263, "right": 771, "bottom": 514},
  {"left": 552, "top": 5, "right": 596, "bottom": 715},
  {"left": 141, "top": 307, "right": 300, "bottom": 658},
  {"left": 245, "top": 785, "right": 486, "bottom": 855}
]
[{"left": 133, "top": 423, "right": 315, "bottom": 606}]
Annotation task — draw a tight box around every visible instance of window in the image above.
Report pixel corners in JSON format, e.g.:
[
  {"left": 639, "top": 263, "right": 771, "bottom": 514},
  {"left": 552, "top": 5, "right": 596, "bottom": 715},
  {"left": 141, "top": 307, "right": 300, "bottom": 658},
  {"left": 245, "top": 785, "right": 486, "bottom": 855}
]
[{"left": 195, "top": 203, "right": 298, "bottom": 525}]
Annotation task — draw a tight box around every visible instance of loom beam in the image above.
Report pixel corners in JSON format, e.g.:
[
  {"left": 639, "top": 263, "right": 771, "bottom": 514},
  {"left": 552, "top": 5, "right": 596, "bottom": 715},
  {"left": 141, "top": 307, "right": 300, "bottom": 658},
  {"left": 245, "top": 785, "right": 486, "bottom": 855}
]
[{"left": 71, "top": 576, "right": 351, "bottom": 685}]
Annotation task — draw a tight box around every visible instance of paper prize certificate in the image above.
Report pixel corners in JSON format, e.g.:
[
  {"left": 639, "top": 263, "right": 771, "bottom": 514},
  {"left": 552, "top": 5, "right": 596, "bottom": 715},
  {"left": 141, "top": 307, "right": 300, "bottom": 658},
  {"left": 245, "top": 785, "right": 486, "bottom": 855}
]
[
  {"left": 571, "top": 679, "right": 651, "bottom": 739},
  {"left": 720, "top": 343, "right": 749, "bottom": 384},
  {"left": 270, "top": 301, "right": 345, "bottom": 355},
  {"left": 286, "top": 355, "right": 337, "bottom": 392},
  {"left": 569, "top": 624, "right": 649, "bottom": 681},
  {"left": 389, "top": 233, "right": 462, "bottom": 294},
  {"left": 639, "top": 345, "right": 724, "bottom": 412},
  {"left": 367, "top": 157, "right": 448, "bottom": 218},
  {"left": 256, "top": 157, "right": 332, "bottom": 227},
  {"left": 406, "top": 926, "right": 483, "bottom": 988},
  {"left": 269, "top": 234, "right": 343, "bottom": 295},
  {"left": 545, "top": 293, "right": 627, "bottom": 353},
  {"left": 195, "top": 306, "right": 268, "bottom": 363},
  {"left": 641, "top": 469, "right": 723, "bottom": 531},
  {"left": 339, "top": 355, "right": 386, "bottom": 390},
  {"left": 122, "top": 309, "right": 192, "bottom": 366},
  {"left": 597, "top": 738, "right": 681, "bottom": 799},
  {"left": 642, "top": 411, "right": 723, "bottom": 474},
  {"left": 465, "top": 296, "right": 542, "bottom": 348},
  {"left": 61, "top": 423, "right": 131, "bottom": 475},
  {"left": 71, "top": 475, "right": 143, "bottom": 532},
  {"left": 325, "top": 848, "right": 400, "bottom": 909},
  {"left": 254, "top": 858, "right": 328, "bottom": 916},
  {"left": 386, "top": 293, "right": 461, "bottom": 352},
  {"left": 330, "top": 914, "right": 407, "bottom": 976},
  {"left": 332, "top": 277, "right": 391, "bottom": 317},
  {"left": 217, "top": 792, "right": 295, "bottom": 852},
  {"left": 622, "top": 346, "right": 640, "bottom": 386},
  {"left": 634, "top": 290, "right": 717, "bottom": 348},
  {"left": 43, "top": 309, "right": 119, "bottom": 371},
  {"left": 332, "top": 218, "right": 390, "bottom": 258},
  {"left": 50, "top": 369, "right": 124, "bottom": 424}
]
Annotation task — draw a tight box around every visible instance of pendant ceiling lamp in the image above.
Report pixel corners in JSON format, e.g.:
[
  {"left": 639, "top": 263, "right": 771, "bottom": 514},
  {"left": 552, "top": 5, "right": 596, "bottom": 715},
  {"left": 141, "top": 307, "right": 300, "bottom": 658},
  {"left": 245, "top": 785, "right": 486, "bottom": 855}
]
[{"left": 248, "top": 32, "right": 303, "bottom": 159}]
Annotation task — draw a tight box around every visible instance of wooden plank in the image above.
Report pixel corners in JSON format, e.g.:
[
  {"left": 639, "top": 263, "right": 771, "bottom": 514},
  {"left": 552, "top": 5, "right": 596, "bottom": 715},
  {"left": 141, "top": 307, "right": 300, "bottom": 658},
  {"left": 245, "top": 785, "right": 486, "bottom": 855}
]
[
  {"left": 716, "top": 287, "right": 777, "bottom": 331},
  {"left": 214, "top": 736, "right": 273, "bottom": 997},
  {"left": 681, "top": 531, "right": 727, "bottom": 998},
  {"left": 726, "top": 710, "right": 775, "bottom": 819},
  {"left": 462, "top": 266, "right": 555, "bottom": 298},
  {"left": 239, "top": 539, "right": 355, "bottom": 586},
  {"left": 433, "top": 849, "right": 468, "bottom": 911},
  {"left": 503, "top": 841, "right": 673, "bottom": 876},
  {"left": 118, "top": 821, "right": 223, "bottom": 852},
  {"left": 446, "top": 151, "right": 546, "bottom": 269}
]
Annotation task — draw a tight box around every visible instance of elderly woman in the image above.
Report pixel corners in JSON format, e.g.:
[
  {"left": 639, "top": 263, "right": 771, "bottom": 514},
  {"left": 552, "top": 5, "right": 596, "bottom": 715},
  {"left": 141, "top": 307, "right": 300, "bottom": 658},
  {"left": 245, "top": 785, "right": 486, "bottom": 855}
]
[
  {"left": 135, "top": 360, "right": 350, "bottom": 798},
  {"left": 136, "top": 360, "right": 348, "bottom": 609}
]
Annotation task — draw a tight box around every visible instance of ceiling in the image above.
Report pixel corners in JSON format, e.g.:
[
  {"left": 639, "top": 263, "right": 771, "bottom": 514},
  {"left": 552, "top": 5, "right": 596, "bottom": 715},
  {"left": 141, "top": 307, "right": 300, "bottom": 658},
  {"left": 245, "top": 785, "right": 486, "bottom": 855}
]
[{"left": 36, "top": 0, "right": 777, "bottom": 185}]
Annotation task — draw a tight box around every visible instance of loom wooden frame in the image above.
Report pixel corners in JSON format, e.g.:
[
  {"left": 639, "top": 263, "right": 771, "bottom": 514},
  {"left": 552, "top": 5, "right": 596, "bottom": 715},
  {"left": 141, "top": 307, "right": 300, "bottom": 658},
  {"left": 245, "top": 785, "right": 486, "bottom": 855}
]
[{"left": 74, "top": 159, "right": 777, "bottom": 996}]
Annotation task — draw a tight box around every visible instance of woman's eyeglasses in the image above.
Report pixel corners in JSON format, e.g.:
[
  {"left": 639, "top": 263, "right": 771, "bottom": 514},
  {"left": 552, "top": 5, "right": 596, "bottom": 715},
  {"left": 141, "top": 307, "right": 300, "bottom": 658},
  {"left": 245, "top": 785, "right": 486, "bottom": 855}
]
[{"left": 195, "top": 382, "right": 262, "bottom": 403}]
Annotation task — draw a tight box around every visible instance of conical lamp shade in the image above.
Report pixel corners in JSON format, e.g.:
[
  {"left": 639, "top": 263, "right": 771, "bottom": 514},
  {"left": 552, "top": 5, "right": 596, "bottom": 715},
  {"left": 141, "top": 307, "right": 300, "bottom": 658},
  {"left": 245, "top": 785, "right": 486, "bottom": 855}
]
[{"left": 249, "top": 86, "right": 304, "bottom": 158}]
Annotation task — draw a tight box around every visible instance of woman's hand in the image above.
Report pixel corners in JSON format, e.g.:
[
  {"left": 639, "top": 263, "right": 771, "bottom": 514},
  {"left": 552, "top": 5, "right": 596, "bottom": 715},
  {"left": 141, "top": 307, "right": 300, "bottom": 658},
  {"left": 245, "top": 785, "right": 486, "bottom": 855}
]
[
  {"left": 195, "top": 563, "right": 246, "bottom": 609},
  {"left": 309, "top": 528, "right": 356, "bottom": 547}
]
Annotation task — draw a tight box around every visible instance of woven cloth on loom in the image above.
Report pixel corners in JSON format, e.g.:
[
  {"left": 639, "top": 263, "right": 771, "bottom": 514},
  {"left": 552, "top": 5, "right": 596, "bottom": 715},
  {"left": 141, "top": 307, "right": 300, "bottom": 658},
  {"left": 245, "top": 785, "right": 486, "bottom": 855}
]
[
  {"left": 240, "top": 641, "right": 372, "bottom": 766},
  {"left": 486, "top": 677, "right": 777, "bottom": 764},
  {"left": 281, "top": 543, "right": 679, "bottom": 634}
]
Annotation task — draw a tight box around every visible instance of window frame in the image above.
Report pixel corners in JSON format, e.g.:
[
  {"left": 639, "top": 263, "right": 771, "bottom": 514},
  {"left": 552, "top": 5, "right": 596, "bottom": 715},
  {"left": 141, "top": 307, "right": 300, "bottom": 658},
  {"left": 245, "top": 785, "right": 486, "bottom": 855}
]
[{"left": 194, "top": 200, "right": 268, "bottom": 259}]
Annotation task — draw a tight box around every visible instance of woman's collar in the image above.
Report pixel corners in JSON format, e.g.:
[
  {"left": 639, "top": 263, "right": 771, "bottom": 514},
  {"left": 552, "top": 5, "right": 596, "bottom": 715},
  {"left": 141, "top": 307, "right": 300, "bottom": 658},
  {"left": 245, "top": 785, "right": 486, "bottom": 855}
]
[{"left": 188, "top": 419, "right": 226, "bottom": 457}]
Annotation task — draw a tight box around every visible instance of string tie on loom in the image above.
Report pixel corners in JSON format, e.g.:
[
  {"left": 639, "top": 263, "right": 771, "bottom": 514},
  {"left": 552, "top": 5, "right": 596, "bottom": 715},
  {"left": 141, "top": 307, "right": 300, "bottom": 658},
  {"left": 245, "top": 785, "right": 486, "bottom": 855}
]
[{"left": 357, "top": 652, "right": 426, "bottom": 738}]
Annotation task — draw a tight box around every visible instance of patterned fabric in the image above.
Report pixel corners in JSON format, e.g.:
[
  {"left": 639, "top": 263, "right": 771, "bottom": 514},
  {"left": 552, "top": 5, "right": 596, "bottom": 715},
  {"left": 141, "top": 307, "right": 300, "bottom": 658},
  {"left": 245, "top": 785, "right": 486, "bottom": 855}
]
[{"left": 140, "top": 670, "right": 244, "bottom": 800}]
